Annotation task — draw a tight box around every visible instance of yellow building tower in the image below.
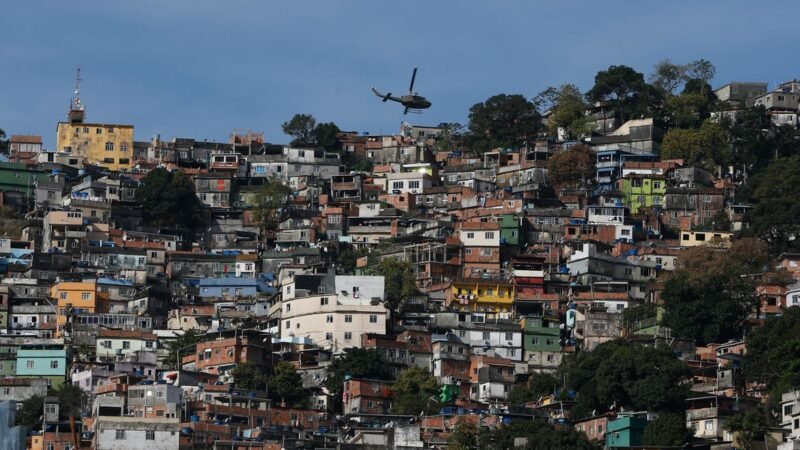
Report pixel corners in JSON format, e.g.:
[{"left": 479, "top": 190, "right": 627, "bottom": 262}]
[{"left": 55, "top": 68, "right": 135, "bottom": 171}]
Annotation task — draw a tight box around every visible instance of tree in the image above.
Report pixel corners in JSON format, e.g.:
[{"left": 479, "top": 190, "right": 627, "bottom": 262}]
[
  {"left": 641, "top": 413, "right": 693, "bottom": 447},
  {"left": 251, "top": 178, "right": 293, "bottom": 237},
  {"left": 527, "top": 371, "right": 560, "bottom": 399},
  {"left": 483, "top": 420, "right": 600, "bottom": 450},
  {"left": 268, "top": 361, "right": 306, "bottom": 407},
  {"left": 161, "top": 328, "right": 203, "bottom": 369},
  {"left": 467, "top": 94, "right": 540, "bottom": 154},
  {"left": 447, "top": 422, "right": 479, "bottom": 450},
  {"left": 547, "top": 143, "right": 596, "bottom": 188},
  {"left": 231, "top": 363, "right": 268, "bottom": 391},
  {"left": 324, "top": 348, "right": 392, "bottom": 411},
  {"left": 0, "top": 128, "right": 7, "bottom": 155},
  {"left": 661, "top": 239, "right": 766, "bottom": 344},
  {"left": 660, "top": 119, "right": 730, "bottom": 167},
  {"left": 17, "top": 384, "right": 88, "bottom": 428},
  {"left": 368, "top": 258, "right": 420, "bottom": 313},
  {"left": 391, "top": 366, "right": 440, "bottom": 415},
  {"left": 725, "top": 410, "right": 768, "bottom": 450},
  {"left": 562, "top": 341, "right": 690, "bottom": 419},
  {"left": 136, "top": 168, "right": 202, "bottom": 230},
  {"left": 743, "top": 156, "right": 800, "bottom": 254},
  {"left": 588, "top": 65, "right": 660, "bottom": 122},
  {"left": 336, "top": 246, "right": 369, "bottom": 274},
  {"left": 16, "top": 394, "right": 45, "bottom": 427},
  {"left": 649, "top": 59, "right": 688, "bottom": 95},
  {"left": 282, "top": 114, "right": 317, "bottom": 147},
  {"left": 536, "top": 85, "right": 591, "bottom": 139},
  {"left": 742, "top": 307, "right": 800, "bottom": 405},
  {"left": 313, "top": 122, "right": 342, "bottom": 151},
  {"left": 433, "top": 122, "right": 465, "bottom": 153},
  {"left": 686, "top": 58, "right": 716, "bottom": 84}
]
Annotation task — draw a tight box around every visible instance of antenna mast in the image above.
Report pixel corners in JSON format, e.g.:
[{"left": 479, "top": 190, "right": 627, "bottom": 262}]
[{"left": 68, "top": 68, "right": 86, "bottom": 123}]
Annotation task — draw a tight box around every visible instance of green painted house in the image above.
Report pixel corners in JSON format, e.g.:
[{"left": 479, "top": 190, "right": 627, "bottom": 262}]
[
  {"left": 520, "top": 314, "right": 562, "bottom": 372},
  {"left": 500, "top": 214, "right": 525, "bottom": 246},
  {"left": 606, "top": 415, "right": 649, "bottom": 448},
  {"left": 0, "top": 162, "right": 49, "bottom": 209},
  {"left": 618, "top": 174, "right": 666, "bottom": 214}
]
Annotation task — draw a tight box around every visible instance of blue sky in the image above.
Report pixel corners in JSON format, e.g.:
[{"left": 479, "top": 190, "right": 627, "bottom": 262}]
[{"left": 1, "top": 1, "right": 797, "bottom": 148}]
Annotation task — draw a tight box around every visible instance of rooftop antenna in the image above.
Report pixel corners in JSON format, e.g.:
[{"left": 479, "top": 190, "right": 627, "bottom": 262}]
[{"left": 68, "top": 68, "right": 85, "bottom": 123}]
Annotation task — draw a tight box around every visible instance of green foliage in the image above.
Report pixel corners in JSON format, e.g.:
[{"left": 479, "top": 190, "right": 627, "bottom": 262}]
[
  {"left": 622, "top": 302, "right": 658, "bottom": 329},
  {"left": 433, "top": 122, "right": 465, "bottom": 153},
  {"left": 447, "top": 422, "right": 479, "bottom": 450},
  {"left": 483, "top": 419, "right": 601, "bottom": 450},
  {"left": 367, "top": 258, "right": 420, "bottom": 313},
  {"left": 649, "top": 59, "right": 689, "bottom": 95},
  {"left": 336, "top": 246, "right": 369, "bottom": 274},
  {"left": 660, "top": 120, "right": 730, "bottom": 167},
  {"left": 391, "top": 366, "right": 440, "bottom": 415},
  {"left": 725, "top": 410, "right": 768, "bottom": 450},
  {"left": 0, "top": 206, "right": 24, "bottom": 238},
  {"left": 136, "top": 168, "right": 202, "bottom": 230},
  {"left": 282, "top": 114, "right": 342, "bottom": 150},
  {"left": 527, "top": 371, "right": 560, "bottom": 399},
  {"left": 664, "top": 91, "right": 716, "bottom": 129},
  {"left": 282, "top": 114, "right": 317, "bottom": 147},
  {"left": 231, "top": 363, "right": 268, "bottom": 391},
  {"left": 546, "top": 143, "right": 596, "bottom": 188},
  {"left": 662, "top": 272, "right": 753, "bottom": 345},
  {"left": 467, "top": 94, "right": 540, "bottom": 154},
  {"left": 562, "top": 341, "right": 690, "bottom": 419},
  {"left": 324, "top": 348, "right": 392, "bottom": 411},
  {"left": 15, "top": 394, "right": 44, "bottom": 427},
  {"left": 507, "top": 384, "right": 533, "bottom": 408},
  {"left": 251, "top": 178, "right": 292, "bottom": 235},
  {"left": 743, "top": 307, "right": 800, "bottom": 404},
  {"left": 0, "top": 128, "right": 7, "bottom": 155},
  {"left": 744, "top": 156, "right": 800, "bottom": 254},
  {"left": 536, "top": 85, "right": 591, "bottom": 139},
  {"left": 17, "top": 384, "right": 88, "bottom": 428},
  {"left": 268, "top": 361, "right": 306, "bottom": 408},
  {"left": 351, "top": 156, "right": 374, "bottom": 172},
  {"left": 588, "top": 65, "right": 662, "bottom": 122},
  {"left": 641, "top": 413, "right": 693, "bottom": 447},
  {"left": 161, "top": 328, "right": 203, "bottom": 369}
]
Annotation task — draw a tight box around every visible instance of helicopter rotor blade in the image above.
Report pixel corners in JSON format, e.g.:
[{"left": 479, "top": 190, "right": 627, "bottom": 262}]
[
  {"left": 408, "top": 68, "right": 417, "bottom": 93},
  {"left": 404, "top": 106, "right": 409, "bottom": 115}
]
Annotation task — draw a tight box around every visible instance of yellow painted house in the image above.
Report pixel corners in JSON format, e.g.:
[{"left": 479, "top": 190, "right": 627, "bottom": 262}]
[
  {"left": 50, "top": 280, "right": 105, "bottom": 335},
  {"left": 450, "top": 279, "right": 515, "bottom": 313},
  {"left": 56, "top": 121, "right": 134, "bottom": 171}
]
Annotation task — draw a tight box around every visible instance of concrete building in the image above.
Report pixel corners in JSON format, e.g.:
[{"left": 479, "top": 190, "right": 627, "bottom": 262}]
[
  {"left": 93, "top": 416, "right": 180, "bottom": 450},
  {"left": 42, "top": 210, "right": 86, "bottom": 253},
  {"left": 0, "top": 401, "right": 26, "bottom": 450},
  {"left": 56, "top": 118, "right": 135, "bottom": 171},
  {"left": 279, "top": 273, "right": 387, "bottom": 351}
]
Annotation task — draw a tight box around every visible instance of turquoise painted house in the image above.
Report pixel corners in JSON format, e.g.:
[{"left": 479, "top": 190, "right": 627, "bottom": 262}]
[
  {"left": 15, "top": 344, "right": 67, "bottom": 387},
  {"left": 606, "top": 415, "right": 649, "bottom": 448}
]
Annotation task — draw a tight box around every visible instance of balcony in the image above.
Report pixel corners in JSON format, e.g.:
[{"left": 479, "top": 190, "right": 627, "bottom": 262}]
[{"left": 686, "top": 407, "right": 719, "bottom": 421}]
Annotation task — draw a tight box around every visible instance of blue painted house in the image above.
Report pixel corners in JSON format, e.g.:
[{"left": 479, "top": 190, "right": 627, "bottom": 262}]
[
  {"left": 196, "top": 277, "right": 259, "bottom": 298},
  {"left": 15, "top": 344, "right": 67, "bottom": 387}
]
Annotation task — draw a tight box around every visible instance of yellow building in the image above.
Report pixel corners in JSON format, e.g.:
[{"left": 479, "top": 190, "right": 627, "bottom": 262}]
[
  {"left": 50, "top": 280, "right": 104, "bottom": 335},
  {"left": 450, "top": 279, "right": 515, "bottom": 313},
  {"left": 679, "top": 230, "right": 733, "bottom": 247},
  {"left": 56, "top": 121, "right": 134, "bottom": 171}
]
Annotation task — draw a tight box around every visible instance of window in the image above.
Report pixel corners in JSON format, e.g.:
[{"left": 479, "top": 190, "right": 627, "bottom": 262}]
[
  {"left": 531, "top": 337, "right": 539, "bottom": 345},
  {"left": 344, "top": 332, "right": 352, "bottom": 340},
  {"left": 509, "top": 348, "right": 516, "bottom": 357},
  {"left": 285, "top": 321, "right": 290, "bottom": 329},
  {"left": 621, "top": 229, "right": 631, "bottom": 236},
  {"left": 325, "top": 332, "right": 333, "bottom": 341},
  {"left": 317, "top": 286, "right": 326, "bottom": 294},
  {"left": 369, "top": 315, "right": 378, "bottom": 323},
  {"left": 105, "top": 142, "right": 114, "bottom": 151},
  {"left": 546, "top": 338, "right": 556, "bottom": 346},
  {"left": 485, "top": 232, "right": 495, "bottom": 239},
  {"left": 81, "top": 292, "right": 91, "bottom": 301},
  {"left": 466, "top": 232, "right": 475, "bottom": 239},
  {"left": 146, "top": 431, "right": 155, "bottom": 440},
  {"left": 60, "top": 292, "right": 68, "bottom": 300},
  {"left": 285, "top": 303, "right": 291, "bottom": 312},
  {"left": 785, "top": 404, "right": 794, "bottom": 416},
  {"left": 345, "top": 315, "right": 353, "bottom": 323},
  {"left": 408, "top": 180, "right": 420, "bottom": 189},
  {"left": 120, "top": 142, "right": 129, "bottom": 152},
  {"left": 122, "top": 341, "right": 130, "bottom": 349},
  {"left": 653, "top": 181, "right": 661, "bottom": 189},
  {"left": 320, "top": 297, "right": 329, "bottom": 305},
  {"left": 481, "top": 248, "right": 492, "bottom": 257},
  {"left": 145, "top": 341, "right": 154, "bottom": 348},
  {"left": 326, "top": 315, "right": 333, "bottom": 323},
  {"left": 482, "top": 332, "right": 490, "bottom": 340},
  {"left": 115, "top": 430, "right": 125, "bottom": 440},
  {"left": 96, "top": 128, "right": 103, "bottom": 134},
  {"left": 50, "top": 360, "right": 59, "bottom": 369},
  {"left": 704, "top": 420, "right": 713, "bottom": 431},
  {"left": 26, "top": 360, "right": 34, "bottom": 368},
  {"left": 392, "top": 181, "right": 404, "bottom": 190},
  {"left": 695, "top": 233, "right": 706, "bottom": 242}
]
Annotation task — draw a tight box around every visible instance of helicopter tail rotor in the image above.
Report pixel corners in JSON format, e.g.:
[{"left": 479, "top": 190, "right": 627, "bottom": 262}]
[{"left": 383, "top": 93, "right": 391, "bottom": 102}]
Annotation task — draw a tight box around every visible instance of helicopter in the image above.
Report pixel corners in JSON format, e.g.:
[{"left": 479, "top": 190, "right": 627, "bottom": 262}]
[{"left": 371, "top": 67, "right": 432, "bottom": 115}]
